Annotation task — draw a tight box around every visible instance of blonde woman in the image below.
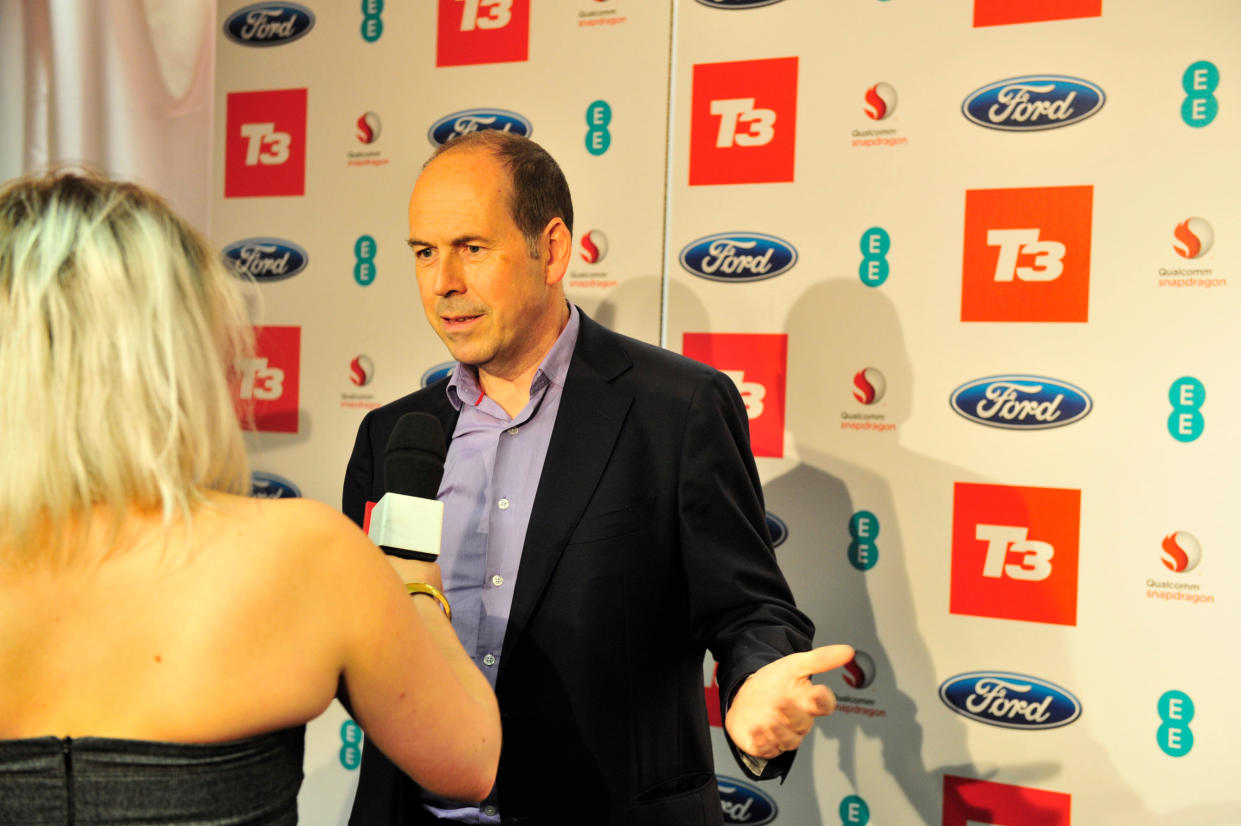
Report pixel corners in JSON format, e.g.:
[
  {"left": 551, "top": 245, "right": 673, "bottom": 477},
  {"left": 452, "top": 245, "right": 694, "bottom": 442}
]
[{"left": 0, "top": 172, "right": 499, "bottom": 823}]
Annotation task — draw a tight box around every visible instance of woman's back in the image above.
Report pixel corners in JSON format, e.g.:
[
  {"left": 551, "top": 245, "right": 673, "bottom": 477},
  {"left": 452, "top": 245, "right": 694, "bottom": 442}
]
[{"left": 0, "top": 495, "right": 347, "bottom": 744}]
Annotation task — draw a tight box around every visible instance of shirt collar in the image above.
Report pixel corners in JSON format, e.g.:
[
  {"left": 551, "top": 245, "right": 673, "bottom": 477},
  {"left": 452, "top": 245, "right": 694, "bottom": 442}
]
[{"left": 445, "top": 301, "right": 580, "bottom": 410}]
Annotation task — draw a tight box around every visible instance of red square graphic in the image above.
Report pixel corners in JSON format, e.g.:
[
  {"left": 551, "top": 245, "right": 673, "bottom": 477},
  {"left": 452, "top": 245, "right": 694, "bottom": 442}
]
[
  {"left": 950, "top": 482, "right": 1080, "bottom": 626},
  {"left": 437, "top": 0, "right": 529, "bottom": 67},
  {"left": 974, "top": 0, "right": 1101, "bottom": 28},
  {"left": 962, "top": 186, "right": 1093, "bottom": 322},
  {"left": 237, "top": 326, "right": 301, "bottom": 434},
  {"left": 943, "top": 775, "right": 1071, "bottom": 826},
  {"left": 682, "top": 333, "right": 786, "bottom": 458},
  {"left": 225, "top": 89, "right": 308, "bottom": 198},
  {"left": 690, "top": 57, "right": 798, "bottom": 186}
]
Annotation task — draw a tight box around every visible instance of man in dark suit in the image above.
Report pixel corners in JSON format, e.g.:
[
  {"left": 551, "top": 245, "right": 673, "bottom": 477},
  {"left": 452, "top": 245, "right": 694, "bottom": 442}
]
[{"left": 342, "top": 131, "right": 852, "bottom": 825}]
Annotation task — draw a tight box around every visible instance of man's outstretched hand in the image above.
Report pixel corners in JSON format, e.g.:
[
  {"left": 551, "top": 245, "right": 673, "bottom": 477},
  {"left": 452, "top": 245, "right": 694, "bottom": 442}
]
[{"left": 724, "top": 644, "right": 855, "bottom": 760}]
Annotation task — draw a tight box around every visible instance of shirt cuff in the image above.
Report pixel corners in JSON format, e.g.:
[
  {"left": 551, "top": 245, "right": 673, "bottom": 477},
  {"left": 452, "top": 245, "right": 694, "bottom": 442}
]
[{"left": 738, "top": 751, "right": 769, "bottom": 776}]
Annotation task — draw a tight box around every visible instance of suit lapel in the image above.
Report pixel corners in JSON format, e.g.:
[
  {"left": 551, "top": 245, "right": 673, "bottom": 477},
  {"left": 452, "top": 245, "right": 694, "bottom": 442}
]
[{"left": 500, "top": 315, "right": 633, "bottom": 664}]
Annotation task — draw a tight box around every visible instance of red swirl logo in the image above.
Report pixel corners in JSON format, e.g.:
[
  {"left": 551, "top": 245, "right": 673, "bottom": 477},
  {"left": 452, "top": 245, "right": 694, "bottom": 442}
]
[
  {"left": 864, "top": 83, "right": 897, "bottom": 120},
  {"left": 1160, "top": 531, "right": 1201, "bottom": 573},
  {"left": 852, "top": 367, "right": 886, "bottom": 404},
  {"left": 349, "top": 354, "right": 374, "bottom": 387},
  {"left": 580, "top": 229, "right": 608, "bottom": 264},
  {"left": 356, "top": 112, "right": 381, "bottom": 144},
  {"left": 1173, "top": 218, "right": 1212, "bottom": 259}
]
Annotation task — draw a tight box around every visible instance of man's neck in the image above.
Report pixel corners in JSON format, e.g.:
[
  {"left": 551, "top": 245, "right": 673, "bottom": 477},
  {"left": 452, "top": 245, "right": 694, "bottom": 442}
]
[{"left": 477, "top": 300, "right": 570, "bottom": 417}]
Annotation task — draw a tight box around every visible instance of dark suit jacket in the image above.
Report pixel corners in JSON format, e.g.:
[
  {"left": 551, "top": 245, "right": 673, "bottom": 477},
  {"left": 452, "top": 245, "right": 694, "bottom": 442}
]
[{"left": 341, "top": 312, "right": 813, "bottom": 826}]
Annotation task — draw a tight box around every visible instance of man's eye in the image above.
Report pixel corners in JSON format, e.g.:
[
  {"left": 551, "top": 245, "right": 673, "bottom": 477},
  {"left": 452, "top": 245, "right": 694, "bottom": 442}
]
[
  {"left": 466, "top": 244, "right": 482, "bottom": 254},
  {"left": 414, "top": 248, "right": 432, "bottom": 259}
]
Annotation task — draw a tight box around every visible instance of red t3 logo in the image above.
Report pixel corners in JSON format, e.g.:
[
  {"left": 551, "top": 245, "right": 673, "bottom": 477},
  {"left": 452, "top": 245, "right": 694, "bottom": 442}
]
[
  {"left": 236, "top": 326, "right": 301, "bottom": 434},
  {"left": 682, "top": 333, "right": 786, "bottom": 458},
  {"left": 943, "top": 775, "right": 1071, "bottom": 825},
  {"left": 950, "top": 482, "right": 1080, "bottom": 626},
  {"left": 225, "top": 89, "right": 307, "bottom": 198},
  {"left": 437, "top": 0, "right": 529, "bottom": 67},
  {"left": 962, "top": 185, "right": 1093, "bottom": 322},
  {"left": 974, "top": 0, "right": 1100, "bottom": 27},
  {"left": 690, "top": 57, "right": 798, "bottom": 186}
]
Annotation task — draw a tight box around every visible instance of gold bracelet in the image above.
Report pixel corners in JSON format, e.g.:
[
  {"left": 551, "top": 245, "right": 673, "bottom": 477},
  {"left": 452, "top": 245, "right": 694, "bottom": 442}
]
[{"left": 405, "top": 582, "right": 451, "bottom": 620}]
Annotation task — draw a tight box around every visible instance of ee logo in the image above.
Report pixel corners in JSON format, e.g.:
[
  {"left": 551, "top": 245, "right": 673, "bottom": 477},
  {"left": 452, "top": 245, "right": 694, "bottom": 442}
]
[
  {"left": 1157, "top": 690, "right": 1194, "bottom": 757},
  {"left": 859, "top": 227, "right": 889, "bottom": 287},
  {"left": 840, "top": 795, "right": 869, "bottom": 825},
  {"left": 585, "top": 100, "right": 611, "bottom": 156},
  {"left": 1182, "top": 61, "right": 1218, "bottom": 128},
  {"left": 848, "top": 511, "right": 879, "bottom": 571},
  {"left": 355, "top": 235, "right": 377, "bottom": 286},
  {"left": 340, "top": 720, "right": 362, "bottom": 769},
  {"left": 1168, "top": 376, "right": 1204, "bottom": 442},
  {"left": 361, "top": 0, "right": 383, "bottom": 42}
]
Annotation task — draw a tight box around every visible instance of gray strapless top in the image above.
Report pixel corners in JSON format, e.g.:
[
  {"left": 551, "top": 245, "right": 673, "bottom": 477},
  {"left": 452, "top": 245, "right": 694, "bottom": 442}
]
[{"left": 0, "top": 724, "right": 304, "bottom": 824}]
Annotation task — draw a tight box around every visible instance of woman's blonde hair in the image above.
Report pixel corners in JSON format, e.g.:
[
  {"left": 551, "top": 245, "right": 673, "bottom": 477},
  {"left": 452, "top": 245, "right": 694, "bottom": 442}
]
[{"left": 0, "top": 171, "right": 254, "bottom": 559}]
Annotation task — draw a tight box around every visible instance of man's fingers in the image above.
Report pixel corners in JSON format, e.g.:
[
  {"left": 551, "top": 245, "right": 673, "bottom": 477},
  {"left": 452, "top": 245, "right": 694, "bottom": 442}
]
[{"left": 782, "top": 644, "right": 855, "bottom": 678}]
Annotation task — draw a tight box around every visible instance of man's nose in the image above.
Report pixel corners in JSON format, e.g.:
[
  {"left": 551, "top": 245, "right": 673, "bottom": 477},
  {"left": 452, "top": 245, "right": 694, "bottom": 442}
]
[{"left": 433, "top": 254, "right": 465, "bottom": 296}]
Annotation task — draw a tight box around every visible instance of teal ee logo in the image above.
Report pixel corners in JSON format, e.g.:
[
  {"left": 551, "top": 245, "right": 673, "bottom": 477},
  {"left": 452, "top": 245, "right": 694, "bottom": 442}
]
[
  {"left": 1157, "top": 690, "right": 1194, "bottom": 757},
  {"left": 1182, "top": 60, "right": 1218, "bottom": 127},
  {"left": 859, "top": 227, "right": 889, "bottom": 287},
  {"left": 354, "top": 235, "right": 377, "bottom": 286},
  {"left": 361, "top": 0, "right": 383, "bottom": 42},
  {"left": 848, "top": 510, "right": 879, "bottom": 571},
  {"left": 585, "top": 100, "right": 612, "bottom": 156},
  {"left": 1167, "top": 376, "right": 1204, "bottom": 442},
  {"left": 840, "top": 794, "right": 870, "bottom": 825},
  {"left": 340, "top": 719, "right": 362, "bottom": 769}
]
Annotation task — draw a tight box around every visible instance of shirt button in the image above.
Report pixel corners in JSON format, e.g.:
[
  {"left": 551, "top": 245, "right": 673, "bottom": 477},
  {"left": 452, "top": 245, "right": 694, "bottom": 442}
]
[
  {"left": 507, "top": 426, "right": 519, "bottom": 435},
  {"left": 483, "top": 654, "right": 497, "bottom": 667},
  {"left": 498, "top": 498, "right": 510, "bottom": 510},
  {"left": 482, "top": 805, "right": 499, "bottom": 816},
  {"left": 491, "top": 574, "right": 504, "bottom": 587}
]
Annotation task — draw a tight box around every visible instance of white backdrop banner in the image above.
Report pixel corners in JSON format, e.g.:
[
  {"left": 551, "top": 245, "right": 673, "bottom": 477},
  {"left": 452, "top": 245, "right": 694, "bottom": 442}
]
[{"left": 212, "top": 1, "right": 1241, "bottom": 823}]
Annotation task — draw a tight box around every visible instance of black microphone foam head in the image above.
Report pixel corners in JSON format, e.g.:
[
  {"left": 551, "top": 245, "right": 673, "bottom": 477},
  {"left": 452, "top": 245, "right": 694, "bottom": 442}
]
[{"left": 384, "top": 412, "right": 447, "bottom": 500}]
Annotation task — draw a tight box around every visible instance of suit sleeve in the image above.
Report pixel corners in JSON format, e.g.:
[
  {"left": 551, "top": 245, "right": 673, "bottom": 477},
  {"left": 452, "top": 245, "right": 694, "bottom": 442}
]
[
  {"left": 343, "top": 410, "right": 377, "bottom": 529},
  {"left": 677, "top": 368, "right": 814, "bottom": 779}
]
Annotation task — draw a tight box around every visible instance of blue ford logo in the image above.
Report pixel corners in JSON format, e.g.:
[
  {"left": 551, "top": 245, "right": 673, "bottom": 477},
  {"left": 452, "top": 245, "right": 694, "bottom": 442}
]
[
  {"left": 765, "top": 513, "right": 788, "bottom": 549},
  {"left": 694, "top": 0, "right": 788, "bottom": 7},
  {"left": 223, "top": 2, "right": 315, "bottom": 47},
  {"left": 717, "top": 776, "right": 777, "bottom": 825},
  {"left": 428, "top": 109, "right": 532, "bottom": 146},
  {"left": 679, "top": 233, "right": 797, "bottom": 283},
  {"left": 939, "top": 671, "right": 1081, "bottom": 730},
  {"left": 250, "top": 472, "right": 301, "bottom": 499},
  {"left": 421, "top": 362, "right": 456, "bottom": 387},
  {"left": 222, "top": 237, "right": 308, "bottom": 283},
  {"left": 963, "top": 75, "right": 1104, "bottom": 131},
  {"left": 949, "top": 375, "right": 1092, "bottom": 430}
]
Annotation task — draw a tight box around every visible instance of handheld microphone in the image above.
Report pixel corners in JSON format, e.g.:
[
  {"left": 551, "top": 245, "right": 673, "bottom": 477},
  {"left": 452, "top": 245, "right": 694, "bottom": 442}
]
[{"left": 368, "top": 412, "right": 447, "bottom": 561}]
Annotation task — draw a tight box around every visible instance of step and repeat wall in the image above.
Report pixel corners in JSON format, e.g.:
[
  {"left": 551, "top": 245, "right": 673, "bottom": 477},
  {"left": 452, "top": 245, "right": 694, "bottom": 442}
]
[{"left": 212, "top": 1, "right": 1240, "bottom": 823}]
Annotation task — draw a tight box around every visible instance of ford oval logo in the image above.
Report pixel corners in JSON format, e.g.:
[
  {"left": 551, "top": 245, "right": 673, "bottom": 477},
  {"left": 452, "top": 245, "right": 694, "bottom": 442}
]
[
  {"left": 962, "top": 75, "right": 1104, "bottom": 131},
  {"left": 939, "top": 671, "right": 1081, "bottom": 730},
  {"left": 949, "top": 375, "right": 1092, "bottom": 430},
  {"left": 222, "top": 237, "right": 309, "bottom": 283},
  {"left": 223, "top": 2, "right": 315, "bottom": 47},
  {"left": 717, "top": 776, "right": 777, "bottom": 825},
  {"left": 694, "top": 0, "right": 788, "bottom": 8},
  {"left": 421, "top": 361, "right": 456, "bottom": 387},
  {"left": 679, "top": 232, "right": 797, "bottom": 283},
  {"left": 250, "top": 471, "right": 301, "bottom": 499},
  {"left": 428, "top": 109, "right": 532, "bottom": 146},
  {"left": 765, "top": 513, "right": 788, "bottom": 548}
]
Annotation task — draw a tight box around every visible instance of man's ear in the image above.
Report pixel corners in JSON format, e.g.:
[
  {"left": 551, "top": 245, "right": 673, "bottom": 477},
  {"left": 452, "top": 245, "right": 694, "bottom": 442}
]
[{"left": 542, "top": 217, "right": 571, "bottom": 286}]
